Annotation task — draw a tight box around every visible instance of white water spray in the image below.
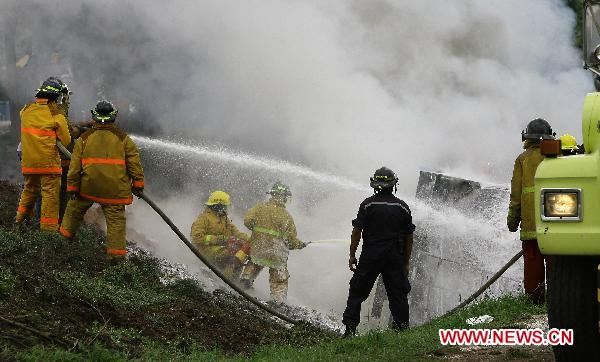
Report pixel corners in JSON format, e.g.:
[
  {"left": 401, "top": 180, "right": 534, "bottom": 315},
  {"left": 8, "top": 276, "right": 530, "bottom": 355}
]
[
  {"left": 127, "top": 135, "right": 522, "bottom": 329},
  {"left": 132, "top": 135, "right": 370, "bottom": 193},
  {"left": 0, "top": 0, "right": 586, "bottom": 334}
]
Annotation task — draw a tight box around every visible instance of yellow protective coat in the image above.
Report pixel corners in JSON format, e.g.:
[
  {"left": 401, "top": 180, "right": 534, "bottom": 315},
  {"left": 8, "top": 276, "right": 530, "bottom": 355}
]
[
  {"left": 243, "top": 198, "right": 304, "bottom": 268},
  {"left": 190, "top": 208, "right": 249, "bottom": 262},
  {"left": 66, "top": 124, "right": 144, "bottom": 205},
  {"left": 508, "top": 141, "right": 544, "bottom": 240},
  {"left": 60, "top": 123, "right": 144, "bottom": 258},
  {"left": 20, "top": 99, "right": 71, "bottom": 175},
  {"left": 239, "top": 198, "right": 304, "bottom": 301},
  {"left": 16, "top": 99, "right": 71, "bottom": 231}
]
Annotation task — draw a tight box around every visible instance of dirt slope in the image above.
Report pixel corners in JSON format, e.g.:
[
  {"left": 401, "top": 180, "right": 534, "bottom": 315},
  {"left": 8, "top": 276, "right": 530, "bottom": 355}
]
[{"left": 0, "top": 180, "right": 330, "bottom": 359}]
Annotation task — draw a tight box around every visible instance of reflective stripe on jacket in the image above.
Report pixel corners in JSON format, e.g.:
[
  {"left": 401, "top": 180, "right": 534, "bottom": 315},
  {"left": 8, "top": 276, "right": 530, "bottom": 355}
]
[
  {"left": 254, "top": 226, "right": 283, "bottom": 238},
  {"left": 67, "top": 124, "right": 144, "bottom": 205},
  {"left": 20, "top": 99, "right": 71, "bottom": 175},
  {"left": 508, "top": 141, "right": 544, "bottom": 240},
  {"left": 244, "top": 198, "right": 304, "bottom": 268}
]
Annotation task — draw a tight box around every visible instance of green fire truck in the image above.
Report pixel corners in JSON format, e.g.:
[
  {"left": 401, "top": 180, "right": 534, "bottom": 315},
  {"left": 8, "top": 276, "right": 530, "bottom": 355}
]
[{"left": 534, "top": 1, "right": 600, "bottom": 359}]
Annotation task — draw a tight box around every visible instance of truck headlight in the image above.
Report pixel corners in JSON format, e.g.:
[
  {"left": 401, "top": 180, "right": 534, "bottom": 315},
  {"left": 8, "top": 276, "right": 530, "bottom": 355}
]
[{"left": 541, "top": 189, "right": 582, "bottom": 221}]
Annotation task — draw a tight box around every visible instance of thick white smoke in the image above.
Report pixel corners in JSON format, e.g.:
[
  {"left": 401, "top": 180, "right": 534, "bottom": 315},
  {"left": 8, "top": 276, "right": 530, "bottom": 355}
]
[
  {"left": 2, "top": 0, "right": 590, "bottom": 187},
  {"left": 1, "top": 0, "right": 592, "bottom": 325},
  {"left": 134, "top": 0, "right": 590, "bottom": 188}
]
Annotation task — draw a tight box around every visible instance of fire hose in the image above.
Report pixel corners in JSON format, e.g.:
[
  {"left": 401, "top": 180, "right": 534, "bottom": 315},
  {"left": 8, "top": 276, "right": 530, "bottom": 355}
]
[
  {"left": 56, "top": 141, "right": 299, "bottom": 325},
  {"left": 307, "top": 238, "right": 525, "bottom": 317},
  {"left": 138, "top": 193, "right": 299, "bottom": 324},
  {"left": 143, "top": 202, "right": 523, "bottom": 322},
  {"left": 440, "top": 250, "right": 524, "bottom": 318},
  {"left": 57, "top": 140, "right": 523, "bottom": 325}
]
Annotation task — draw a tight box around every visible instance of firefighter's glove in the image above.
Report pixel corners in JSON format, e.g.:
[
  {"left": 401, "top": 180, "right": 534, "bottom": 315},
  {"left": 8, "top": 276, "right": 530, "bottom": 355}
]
[
  {"left": 507, "top": 211, "right": 520, "bottom": 233},
  {"left": 349, "top": 256, "right": 358, "bottom": 272},
  {"left": 234, "top": 241, "right": 251, "bottom": 263},
  {"left": 289, "top": 240, "right": 307, "bottom": 250},
  {"left": 71, "top": 126, "right": 82, "bottom": 139},
  {"left": 68, "top": 191, "right": 79, "bottom": 201},
  {"left": 132, "top": 187, "right": 144, "bottom": 198},
  {"left": 507, "top": 219, "right": 519, "bottom": 232}
]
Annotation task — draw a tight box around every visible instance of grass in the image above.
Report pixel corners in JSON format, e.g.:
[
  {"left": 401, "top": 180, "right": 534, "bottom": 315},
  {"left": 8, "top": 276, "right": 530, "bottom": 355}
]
[
  {"left": 0, "top": 224, "right": 331, "bottom": 360},
  {"left": 236, "top": 295, "right": 546, "bottom": 361},
  {"left": 8, "top": 294, "right": 545, "bottom": 361},
  {"left": 0, "top": 181, "right": 546, "bottom": 360}
]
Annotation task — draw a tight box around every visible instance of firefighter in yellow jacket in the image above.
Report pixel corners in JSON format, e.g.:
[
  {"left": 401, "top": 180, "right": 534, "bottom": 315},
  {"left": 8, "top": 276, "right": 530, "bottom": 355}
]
[
  {"left": 15, "top": 78, "right": 72, "bottom": 232},
  {"left": 190, "top": 191, "right": 250, "bottom": 280},
  {"left": 507, "top": 118, "right": 553, "bottom": 305},
  {"left": 239, "top": 182, "right": 306, "bottom": 302},
  {"left": 59, "top": 101, "right": 144, "bottom": 261}
]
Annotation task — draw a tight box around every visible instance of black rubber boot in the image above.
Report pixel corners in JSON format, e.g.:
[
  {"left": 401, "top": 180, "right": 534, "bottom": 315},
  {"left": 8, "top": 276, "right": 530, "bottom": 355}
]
[
  {"left": 12, "top": 221, "right": 25, "bottom": 232},
  {"left": 342, "top": 325, "right": 357, "bottom": 338},
  {"left": 107, "top": 255, "right": 126, "bottom": 266},
  {"left": 391, "top": 321, "right": 409, "bottom": 332}
]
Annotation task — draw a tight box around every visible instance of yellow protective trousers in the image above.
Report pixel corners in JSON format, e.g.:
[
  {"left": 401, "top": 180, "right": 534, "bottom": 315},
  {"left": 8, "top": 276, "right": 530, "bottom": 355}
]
[
  {"left": 16, "top": 174, "right": 60, "bottom": 232},
  {"left": 194, "top": 244, "right": 244, "bottom": 281},
  {"left": 240, "top": 261, "right": 290, "bottom": 302},
  {"left": 215, "top": 257, "right": 244, "bottom": 281},
  {"left": 59, "top": 198, "right": 127, "bottom": 258}
]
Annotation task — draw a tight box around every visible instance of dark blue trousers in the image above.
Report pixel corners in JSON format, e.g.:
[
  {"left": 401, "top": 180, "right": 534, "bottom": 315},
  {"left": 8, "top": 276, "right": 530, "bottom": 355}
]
[{"left": 342, "top": 244, "right": 410, "bottom": 328}]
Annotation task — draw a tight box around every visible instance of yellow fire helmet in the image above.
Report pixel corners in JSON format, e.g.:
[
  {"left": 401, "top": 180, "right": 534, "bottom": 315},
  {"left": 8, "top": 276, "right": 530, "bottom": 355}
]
[
  {"left": 206, "top": 191, "right": 231, "bottom": 206},
  {"left": 559, "top": 133, "right": 578, "bottom": 151}
]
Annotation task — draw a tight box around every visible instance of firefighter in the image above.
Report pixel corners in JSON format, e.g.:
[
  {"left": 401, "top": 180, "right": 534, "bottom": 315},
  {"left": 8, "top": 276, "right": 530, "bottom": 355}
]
[
  {"left": 342, "top": 167, "right": 415, "bottom": 337},
  {"left": 59, "top": 101, "right": 144, "bottom": 262},
  {"left": 239, "top": 182, "right": 306, "bottom": 302},
  {"left": 17, "top": 80, "right": 81, "bottom": 224},
  {"left": 507, "top": 118, "right": 554, "bottom": 305},
  {"left": 190, "top": 191, "right": 250, "bottom": 280},
  {"left": 15, "top": 78, "right": 72, "bottom": 232},
  {"left": 58, "top": 120, "right": 92, "bottom": 222}
]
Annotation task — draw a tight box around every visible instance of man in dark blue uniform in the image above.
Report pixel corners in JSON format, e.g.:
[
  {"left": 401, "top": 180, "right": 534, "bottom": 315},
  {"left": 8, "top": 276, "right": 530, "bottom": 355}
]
[{"left": 342, "top": 167, "right": 415, "bottom": 337}]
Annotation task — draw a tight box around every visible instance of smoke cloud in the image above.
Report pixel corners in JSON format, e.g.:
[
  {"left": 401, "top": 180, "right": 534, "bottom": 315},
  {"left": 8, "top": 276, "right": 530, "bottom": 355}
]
[
  {"left": 1, "top": 0, "right": 591, "bottom": 323},
  {"left": 1, "top": 0, "right": 590, "bottom": 186}
]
